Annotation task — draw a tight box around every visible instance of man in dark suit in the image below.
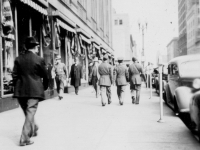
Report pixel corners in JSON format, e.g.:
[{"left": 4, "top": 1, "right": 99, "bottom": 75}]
[
  {"left": 89, "top": 57, "right": 100, "bottom": 98},
  {"left": 129, "top": 57, "right": 146, "bottom": 104},
  {"left": 12, "top": 37, "right": 48, "bottom": 146},
  {"left": 114, "top": 57, "right": 129, "bottom": 105},
  {"left": 69, "top": 57, "right": 82, "bottom": 95},
  {"left": 98, "top": 54, "right": 113, "bottom": 106}
]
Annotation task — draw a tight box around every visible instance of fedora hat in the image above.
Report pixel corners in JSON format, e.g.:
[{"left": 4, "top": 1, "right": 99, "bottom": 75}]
[
  {"left": 117, "top": 57, "right": 124, "bottom": 61},
  {"left": 93, "top": 57, "right": 98, "bottom": 62},
  {"left": 25, "top": 36, "right": 39, "bottom": 49},
  {"left": 55, "top": 55, "right": 61, "bottom": 60},
  {"left": 103, "top": 54, "right": 108, "bottom": 60}
]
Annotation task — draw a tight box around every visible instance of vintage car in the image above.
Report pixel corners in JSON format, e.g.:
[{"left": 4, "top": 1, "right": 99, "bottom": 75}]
[
  {"left": 189, "top": 78, "right": 200, "bottom": 138},
  {"left": 164, "top": 54, "right": 200, "bottom": 116},
  {"left": 154, "top": 64, "right": 168, "bottom": 96}
]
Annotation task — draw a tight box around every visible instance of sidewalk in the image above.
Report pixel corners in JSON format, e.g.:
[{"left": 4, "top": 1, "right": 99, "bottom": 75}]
[{"left": 0, "top": 84, "right": 200, "bottom": 150}]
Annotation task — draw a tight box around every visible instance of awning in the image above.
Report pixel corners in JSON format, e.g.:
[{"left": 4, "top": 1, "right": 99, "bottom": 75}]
[
  {"left": 36, "top": 0, "right": 48, "bottom": 8},
  {"left": 93, "top": 43, "right": 100, "bottom": 50},
  {"left": 77, "top": 28, "right": 91, "bottom": 39},
  {"left": 57, "top": 19, "right": 75, "bottom": 33},
  {"left": 52, "top": 10, "right": 76, "bottom": 28},
  {"left": 20, "top": 0, "right": 48, "bottom": 15},
  {"left": 80, "top": 34, "right": 91, "bottom": 44},
  {"left": 91, "top": 38, "right": 100, "bottom": 46}
]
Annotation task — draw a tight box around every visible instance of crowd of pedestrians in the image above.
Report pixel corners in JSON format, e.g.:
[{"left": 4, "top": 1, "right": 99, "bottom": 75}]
[{"left": 12, "top": 36, "right": 146, "bottom": 146}]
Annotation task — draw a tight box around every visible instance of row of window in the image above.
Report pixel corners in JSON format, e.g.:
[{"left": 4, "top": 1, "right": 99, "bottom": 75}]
[{"left": 114, "top": 19, "right": 123, "bottom": 25}]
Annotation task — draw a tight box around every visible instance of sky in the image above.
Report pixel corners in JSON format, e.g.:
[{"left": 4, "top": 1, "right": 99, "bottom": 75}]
[{"left": 112, "top": 0, "right": 178, "bottom": 65}]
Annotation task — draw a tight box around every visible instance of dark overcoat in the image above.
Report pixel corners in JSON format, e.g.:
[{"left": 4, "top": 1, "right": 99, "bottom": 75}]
[
  {"left": 12, "top": 51, "right": 49, "bottom": 100},
  {"left": 69, "top": 64, "right": 82, "bottom": 87},
  {"left": 98, "top": 62, "right": 113, "bottom": 86},
  {"left": 114, "top": 64, "right": 129, "bottom": 86},
  {"left": 129, "top": 62, "right": 144, "bottom": 85}
]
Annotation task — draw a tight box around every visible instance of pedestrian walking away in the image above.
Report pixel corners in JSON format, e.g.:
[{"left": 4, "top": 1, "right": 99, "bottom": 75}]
[
  {"left": 114, "top": 57, "right": 129, "bottom": 105},
  {"left": 129, "top": 57, "right": 146, "bottom": 104},
  {"left": 98, "top": 54, "right": 113, "bottom": 106},
  {"left": 51, "top": 55, "right": 68, "bottom": 100},
  {"left": 12, "top": 36, "right": 49, "bottom": 146},
  {"left": 89, "top": 57, "right": 100, "bottom": 98},
  {"left": 69, "top": 57, "right": 83, "bottom": 95}
]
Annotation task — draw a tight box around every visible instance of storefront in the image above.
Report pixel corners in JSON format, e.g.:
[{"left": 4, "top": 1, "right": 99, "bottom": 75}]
[{"left": 0, "top": 0, "right": 51, "bottom": 112}]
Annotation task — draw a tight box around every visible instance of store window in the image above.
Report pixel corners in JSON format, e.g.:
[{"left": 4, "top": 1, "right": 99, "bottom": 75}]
[
  {"left": 119, "top": 19, "right": 123, "bottom": 25},
  {"left": 1, "top": 0, "right": 16, "bottom": 95}
]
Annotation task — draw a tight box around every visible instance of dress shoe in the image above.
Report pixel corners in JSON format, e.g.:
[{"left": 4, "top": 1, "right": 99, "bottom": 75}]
[
  {"left": 135, "top": 102, "right": 139, "bottom": 105},
  {"left": 32, "top": 125, "right": 39, "bottom": 137},
  {"left": 102, "top": 103, "right": 106, "bottom": 106},
  {"left": 132, "top": 96, "right": 135, "bottom": 104},
  {"left": 19, "top": 140, "right": 34, "bottom": 146},
  {"left": 108, "top": 101, "right": 112, "bottom": 104},
  {"left": 59, "top": 96, "right": 63, "bottom": 100},
  {"left": 120, "top": 102, "right": 123, "bottom": 105}
]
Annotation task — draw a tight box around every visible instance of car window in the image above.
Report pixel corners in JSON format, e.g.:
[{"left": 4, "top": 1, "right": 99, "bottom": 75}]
[
  {"left": 180, "top": 60, "right": 200, "bottom": 77},
  {"left": 172, "top": 64, "right": 178, "bottom": 75}
]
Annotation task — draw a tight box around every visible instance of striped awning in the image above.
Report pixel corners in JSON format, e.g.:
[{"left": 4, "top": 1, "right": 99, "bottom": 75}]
[
  {"left": 57, "top": 19, "right": 75, "bottom": 33},
  {"left": 80, "top": 34, "right": 91, "bottom": 44},
  {"left": 20, "top": 0, "right": 48, "bottom": 15}
]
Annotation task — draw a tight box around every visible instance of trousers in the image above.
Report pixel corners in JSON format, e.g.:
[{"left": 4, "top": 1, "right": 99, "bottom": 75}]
[
  {"left": 55, "top": 75, "right": 66, "bottom": 97},
  {"left": 100, "top": 86, "right": 111, "bottom": 104},
  {"left": 18, "top": 98, "right": 39, "bottom": 142},
  {"left": 117, "top": 85, "right": 126, "bottom": 103}
]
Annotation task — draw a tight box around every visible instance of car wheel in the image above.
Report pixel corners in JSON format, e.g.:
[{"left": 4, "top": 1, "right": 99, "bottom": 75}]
[
  {"left": 163, "top": 90, "right": 167, "bottom": 103},
  {"left": 174, "top": 97, "right": 179, "bottom": 116}
]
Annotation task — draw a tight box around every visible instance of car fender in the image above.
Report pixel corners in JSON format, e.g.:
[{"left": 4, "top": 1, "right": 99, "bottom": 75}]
[
  {"left": 174, "top": 86, "right": 193, "bottom": 113},
  {"left": 189, "top": 91, "right": 200, "bottom": 128}
]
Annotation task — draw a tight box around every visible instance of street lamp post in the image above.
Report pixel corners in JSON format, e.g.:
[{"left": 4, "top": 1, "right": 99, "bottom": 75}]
[{"left": 138, "top": 21, "right": 148, "bottom": 68}]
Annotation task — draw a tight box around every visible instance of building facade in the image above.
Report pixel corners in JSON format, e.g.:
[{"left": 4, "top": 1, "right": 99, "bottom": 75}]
[
  {"left": 167, "top": 37, "right": 179, "bottom": 62},
  {"left": 0, "top": 0, "right": 114, "bottom": 112},
  {"left": 186, "top": 2, "right": 199, "bottom": 54},
  {"left": 112, "top": 13, "right": 132, "bottom": 63},
  {"left": 178, "top": 0, "right": 187, "bottom": 56}
]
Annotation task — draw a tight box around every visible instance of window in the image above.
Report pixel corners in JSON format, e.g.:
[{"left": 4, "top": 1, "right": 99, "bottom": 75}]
[
  {"left": 172, "top": 64, "right": 179, "bottom": 75},
  {"left": 115, "top": 20, "right": 118, "bottom": 25},
  {"left": 119, "top": 19, "right": 123, "bottom": 25}
]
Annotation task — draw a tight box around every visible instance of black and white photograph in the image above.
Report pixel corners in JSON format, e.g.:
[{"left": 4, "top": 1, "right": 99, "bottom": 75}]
[{"left": 0, "top": 0, "right": 200, "bottom": 149}]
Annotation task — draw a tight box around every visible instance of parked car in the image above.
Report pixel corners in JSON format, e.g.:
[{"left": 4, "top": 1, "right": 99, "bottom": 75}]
[
  {"left": 154, "top": 64, "right": 168, "bottom": 96},
  {"left": 189, "top": 78, "right": 200, "bottom": 140},
  {"left": 164, "top": 54, "right": 200, "bottom": 116}
]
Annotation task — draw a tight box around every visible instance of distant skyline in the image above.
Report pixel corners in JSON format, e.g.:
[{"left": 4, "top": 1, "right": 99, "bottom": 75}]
[{"left": 112, "top": 0, "right": 178, "bottom": 65}]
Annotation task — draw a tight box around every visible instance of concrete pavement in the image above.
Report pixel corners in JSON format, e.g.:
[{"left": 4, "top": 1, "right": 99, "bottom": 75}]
[{"left": 0, "top": 84, "right": 200, "bottom": 150}]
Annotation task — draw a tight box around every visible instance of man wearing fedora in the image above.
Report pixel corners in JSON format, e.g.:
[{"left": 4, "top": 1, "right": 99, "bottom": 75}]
[
  {"left": 69, "top": 57, "right": 83, "bottom": 95},
  {"left": 114, "top": 57, "right": 129, "bottom": 105},
  {"left": 52, "top": 55, "right": 68, "bottom": 100},
  {"left": 129, "top": 57, "right": 146, "bottom": 104},
  {"left": 98, "top": 54, "right": 113, "bottom": 106},
  {"left": 12, "top": 36, "right": 48, "bottom": 146},
  {"left": 89, "top": 57, "right": 100, "bottom": 98}
]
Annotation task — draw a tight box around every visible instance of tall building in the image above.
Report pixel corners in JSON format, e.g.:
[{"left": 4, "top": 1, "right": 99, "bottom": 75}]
[
  {"left": 167, "top": 37, "right": 179, "bottom": 62},
  {"left": 186, "top": 2, "right": 199, "bottom": 54},
  {"left": 178, "top": 0, "right": 187, "bottom": 56},
  {"left": 0, "top": 0, "right": 114, "bottom": 112},
  {"left": 112, "top": 13, "right": 132, "bottom": 63}
]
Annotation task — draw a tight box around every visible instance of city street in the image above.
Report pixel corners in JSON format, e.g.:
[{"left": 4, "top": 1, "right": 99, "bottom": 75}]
[{"left": 0, "top": 84, "right": 200, "bottom": 150}]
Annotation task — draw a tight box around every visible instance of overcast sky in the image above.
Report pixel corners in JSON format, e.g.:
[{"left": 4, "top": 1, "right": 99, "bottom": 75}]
[{"left": 112, "top": 0, "right": 178, "bottom": 65}]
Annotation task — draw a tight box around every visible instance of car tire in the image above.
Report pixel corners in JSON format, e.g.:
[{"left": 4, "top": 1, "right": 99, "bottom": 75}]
[{"left": 174, "top": 97, "right": 179, "bottom": 116}]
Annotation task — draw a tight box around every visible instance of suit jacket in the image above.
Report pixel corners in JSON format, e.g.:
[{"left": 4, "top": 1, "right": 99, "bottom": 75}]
[
  {"left": 69, "top": 63, "right": 82, "bottom": 87},
  {"left": 12, "top": 51, "right": 48, "bottom": 100},
  {"left": 114, "top": 64, "right": 129, "bottom": 86},
  {"left": 89, "top": 64, "right": 100, "bottom": 81},
  {"left": 98, "top": 61, "right": 113, "bottom": 86},
  {"left": 129, "top": 62, "right": 144, "bottom": 85}
]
